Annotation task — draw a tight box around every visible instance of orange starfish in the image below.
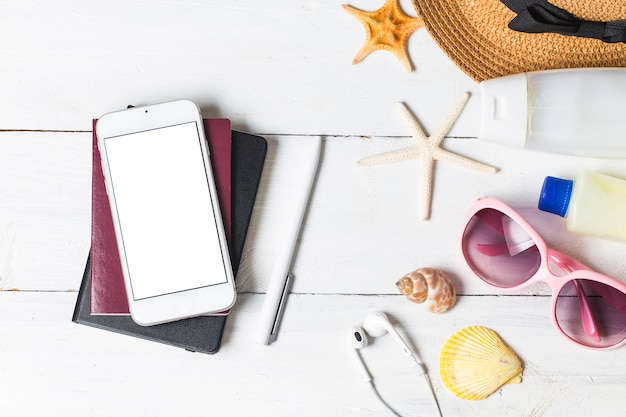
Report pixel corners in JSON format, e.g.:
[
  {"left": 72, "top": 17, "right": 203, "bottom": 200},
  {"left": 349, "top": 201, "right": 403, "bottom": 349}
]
[{"left": 343, "top": 0, "right": 424, "bottom": 72}]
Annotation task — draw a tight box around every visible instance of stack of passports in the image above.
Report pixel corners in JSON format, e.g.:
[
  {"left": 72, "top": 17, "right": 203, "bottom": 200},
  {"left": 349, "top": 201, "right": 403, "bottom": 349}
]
[{"left": 72, "top": 119, "right": 267, "bottom": 354}]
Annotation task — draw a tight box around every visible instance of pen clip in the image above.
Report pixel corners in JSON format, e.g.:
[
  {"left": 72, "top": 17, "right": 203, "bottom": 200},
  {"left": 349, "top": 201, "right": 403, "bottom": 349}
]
[{"left": 268, "top": 274, "right": 294, "bottom": 344}]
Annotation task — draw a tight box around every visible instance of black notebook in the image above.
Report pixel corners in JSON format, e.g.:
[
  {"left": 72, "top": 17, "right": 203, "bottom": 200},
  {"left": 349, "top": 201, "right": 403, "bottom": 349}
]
[{"left": 72, "top": 130, "right": 267, "bottom": 354}]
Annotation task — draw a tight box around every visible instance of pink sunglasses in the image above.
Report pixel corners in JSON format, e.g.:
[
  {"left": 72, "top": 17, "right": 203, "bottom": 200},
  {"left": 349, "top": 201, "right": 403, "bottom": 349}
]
[{"left": 460, "top": 197, "right": 626, "bottom": 350}]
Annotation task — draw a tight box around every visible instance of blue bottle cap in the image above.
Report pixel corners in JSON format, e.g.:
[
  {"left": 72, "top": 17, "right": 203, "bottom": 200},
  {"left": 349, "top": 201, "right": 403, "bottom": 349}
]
[{"left": 538, "top": 176, "right": 573, "bottom": 217}]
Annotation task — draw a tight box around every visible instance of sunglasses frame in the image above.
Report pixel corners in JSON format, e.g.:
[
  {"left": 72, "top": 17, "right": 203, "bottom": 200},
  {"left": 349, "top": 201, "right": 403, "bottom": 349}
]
[{"left": 460, "top": 197, "right": 626, "bottom": 350}]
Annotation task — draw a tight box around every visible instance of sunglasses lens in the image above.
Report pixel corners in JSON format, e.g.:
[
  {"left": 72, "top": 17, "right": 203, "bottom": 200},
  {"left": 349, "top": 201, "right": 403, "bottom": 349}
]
[
  {"left": 462, "top": 208, "right": 541, "bottom": 288},
  {"left": 556, "top": 279, "right": 626, "bottom": 348}
]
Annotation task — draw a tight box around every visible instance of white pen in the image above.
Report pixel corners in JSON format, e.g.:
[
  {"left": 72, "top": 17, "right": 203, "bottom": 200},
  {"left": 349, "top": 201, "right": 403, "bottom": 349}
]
[{"left": 257, "top": 137, "right": 322, "bottom": 345}]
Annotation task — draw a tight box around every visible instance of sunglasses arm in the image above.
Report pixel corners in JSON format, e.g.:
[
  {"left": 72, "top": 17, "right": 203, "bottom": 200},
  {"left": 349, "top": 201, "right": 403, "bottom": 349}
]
[
  {"left": 546, "top": 249, "right": 592, "bottom": 272},
  {"left": 547, "top": 249, "right": 601, "bottom": 342}
]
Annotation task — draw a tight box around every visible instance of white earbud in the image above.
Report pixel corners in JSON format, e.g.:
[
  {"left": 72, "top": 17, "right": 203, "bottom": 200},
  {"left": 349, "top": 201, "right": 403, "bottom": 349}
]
[
  {"left": 348, "top": 326, "right": 372, "bottom": 382},
  {"left": 363, "top": 311, "right": 423, "bottom": 371},
  {"left": 348, "top": 312, "right": 441, "bottom": 417}
]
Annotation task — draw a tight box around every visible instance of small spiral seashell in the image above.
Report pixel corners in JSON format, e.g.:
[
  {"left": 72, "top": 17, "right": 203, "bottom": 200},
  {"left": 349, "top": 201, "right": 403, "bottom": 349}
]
[{"left": 395, "top": 267, "right": 456, "bottom": 313}]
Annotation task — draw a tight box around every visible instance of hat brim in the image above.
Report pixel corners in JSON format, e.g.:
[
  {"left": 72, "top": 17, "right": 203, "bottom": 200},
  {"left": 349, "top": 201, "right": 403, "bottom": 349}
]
[{"left": 412, "top": 0, "right": 626, "bottom": 81}]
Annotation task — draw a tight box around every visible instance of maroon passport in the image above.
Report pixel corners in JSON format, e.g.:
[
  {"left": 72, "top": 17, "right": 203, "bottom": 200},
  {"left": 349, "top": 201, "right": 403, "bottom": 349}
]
[{"left": 89, "top": 119, "right": 232, "bottom": 315}]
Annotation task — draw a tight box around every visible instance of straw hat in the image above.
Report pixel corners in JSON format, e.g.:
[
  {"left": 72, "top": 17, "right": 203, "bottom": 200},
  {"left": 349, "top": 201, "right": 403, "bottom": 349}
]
[{"left": 411, "top": 0, "right": 626, "bottom": 81}]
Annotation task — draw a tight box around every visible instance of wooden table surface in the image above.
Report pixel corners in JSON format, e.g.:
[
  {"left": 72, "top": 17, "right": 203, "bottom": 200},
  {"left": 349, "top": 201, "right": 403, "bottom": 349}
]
[{"left": 1, "top": 1, "right": 625, "bottom": 416}]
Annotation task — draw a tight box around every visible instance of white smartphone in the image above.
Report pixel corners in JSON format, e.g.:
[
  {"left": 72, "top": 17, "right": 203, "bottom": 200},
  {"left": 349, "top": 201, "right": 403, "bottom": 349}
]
[{"left": 96, "top": 99, "right": 236, "bottom": 326}]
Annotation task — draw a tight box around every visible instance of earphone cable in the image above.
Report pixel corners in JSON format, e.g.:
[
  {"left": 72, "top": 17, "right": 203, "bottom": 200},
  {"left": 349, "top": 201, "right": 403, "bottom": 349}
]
[
  {"left": 367, "top": 381, "right": 402, "bottom": 417},
  {"left": 410, "top": 354, "right": 444, "bottom": 417},
  {"left": 421, "top": 372, "right": 444, "bottom": 417}
]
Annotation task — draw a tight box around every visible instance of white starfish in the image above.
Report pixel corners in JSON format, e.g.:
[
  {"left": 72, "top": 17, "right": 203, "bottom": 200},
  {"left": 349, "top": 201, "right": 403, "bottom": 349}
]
[{"left": 358, "top": 92, "right": 498, "bottom": 221}]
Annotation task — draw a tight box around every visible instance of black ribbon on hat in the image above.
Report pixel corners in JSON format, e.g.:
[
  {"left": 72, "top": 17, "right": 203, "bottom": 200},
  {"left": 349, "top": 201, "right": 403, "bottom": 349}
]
[{"left": 500, "top": 0, "right": 626, "bottom": 43}]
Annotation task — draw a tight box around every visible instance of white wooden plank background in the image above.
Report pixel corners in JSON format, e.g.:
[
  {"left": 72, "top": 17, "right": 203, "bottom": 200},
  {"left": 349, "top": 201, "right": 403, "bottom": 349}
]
[{"left": 1, "top": 1, "right": 625, "bottom": 416}]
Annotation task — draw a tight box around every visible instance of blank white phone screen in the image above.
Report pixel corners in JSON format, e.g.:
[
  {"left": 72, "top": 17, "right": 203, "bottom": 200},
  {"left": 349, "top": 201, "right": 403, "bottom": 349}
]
[{"left": 104, "top": 122, "right": 227, "bottom": 300}]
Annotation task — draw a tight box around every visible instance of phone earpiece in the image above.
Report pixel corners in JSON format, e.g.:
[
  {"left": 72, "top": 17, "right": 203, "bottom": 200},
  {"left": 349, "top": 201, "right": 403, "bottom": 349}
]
[
  {"left": 347, "top": 327, "right": 372, "bottom": 382},
  {"left": 363, "top": 311, "right": 418, "bottom": 363}
]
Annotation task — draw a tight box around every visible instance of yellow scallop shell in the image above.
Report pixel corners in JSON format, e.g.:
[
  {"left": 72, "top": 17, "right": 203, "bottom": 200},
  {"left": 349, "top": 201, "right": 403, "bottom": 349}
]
[{"left": 440, "top": 326, "right": 523, "bottom": 401}]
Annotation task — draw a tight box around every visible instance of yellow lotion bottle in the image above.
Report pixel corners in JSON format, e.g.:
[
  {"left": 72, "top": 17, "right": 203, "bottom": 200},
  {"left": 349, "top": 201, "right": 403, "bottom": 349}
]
[{"left": 538, "top": 171, "right": 626, "bottom": 242}]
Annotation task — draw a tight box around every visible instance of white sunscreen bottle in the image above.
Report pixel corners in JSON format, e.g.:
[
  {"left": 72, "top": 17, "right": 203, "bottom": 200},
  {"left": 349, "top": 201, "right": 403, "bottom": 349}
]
[
  {"left": 479, "top": 68, "right": 626, "bottom": 158},
  {"left": 538, "top": 171, "right": 626, "bottom": 242}
]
